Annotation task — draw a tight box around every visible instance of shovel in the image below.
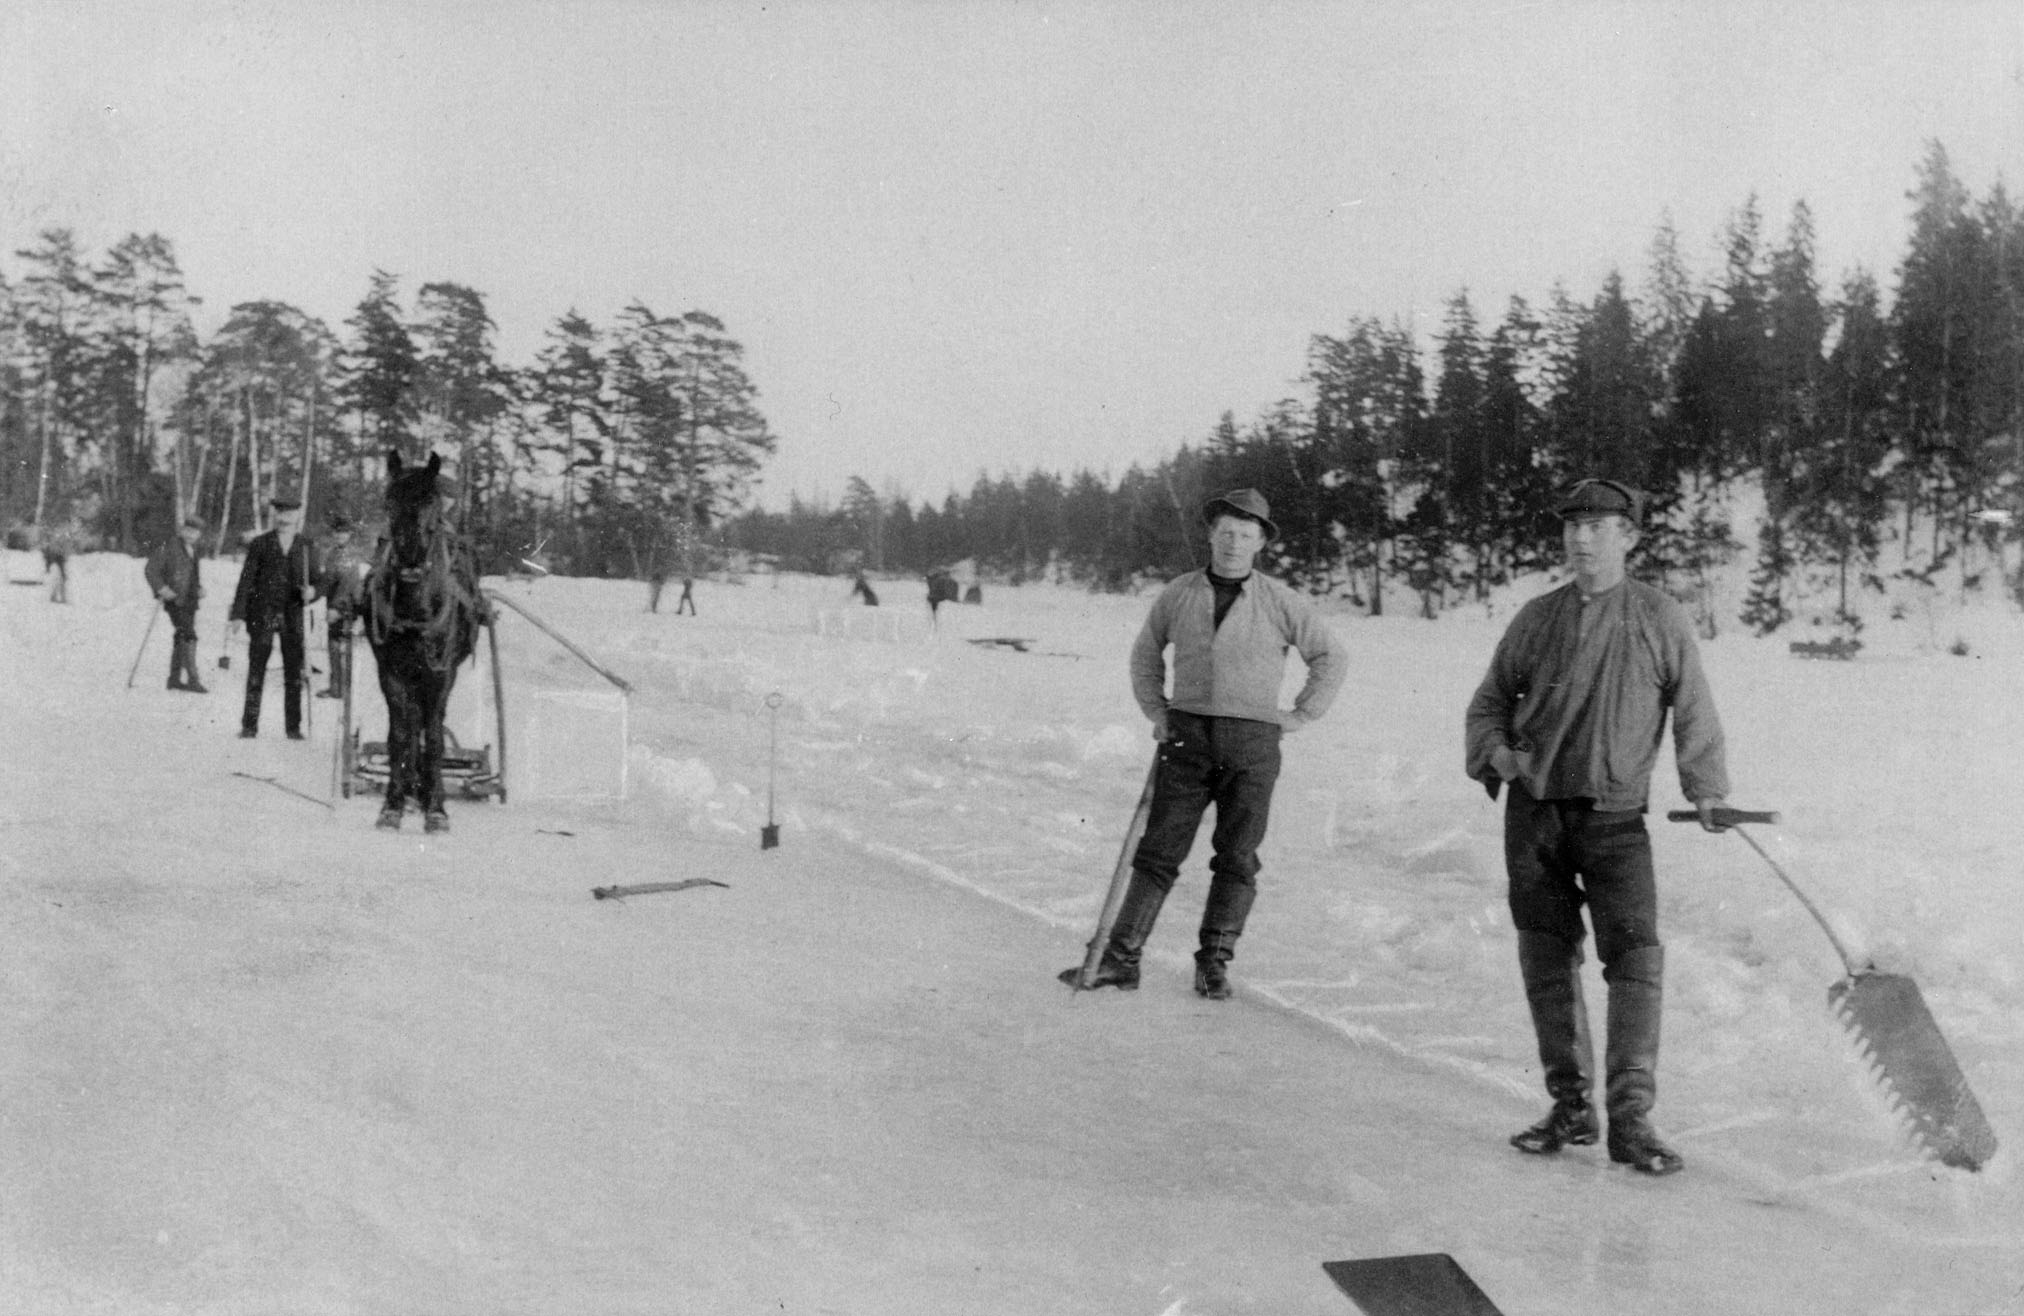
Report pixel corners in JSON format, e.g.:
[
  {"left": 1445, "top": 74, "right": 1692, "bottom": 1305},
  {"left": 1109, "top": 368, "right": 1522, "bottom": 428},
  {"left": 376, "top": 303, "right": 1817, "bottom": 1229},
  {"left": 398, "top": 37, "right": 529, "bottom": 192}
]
[
  {"left": 1669, "top": 807, "right": 1998, "bottom": 1170},
  {"left": 760, "top": 692, "right": 782, "bottom": 850}
]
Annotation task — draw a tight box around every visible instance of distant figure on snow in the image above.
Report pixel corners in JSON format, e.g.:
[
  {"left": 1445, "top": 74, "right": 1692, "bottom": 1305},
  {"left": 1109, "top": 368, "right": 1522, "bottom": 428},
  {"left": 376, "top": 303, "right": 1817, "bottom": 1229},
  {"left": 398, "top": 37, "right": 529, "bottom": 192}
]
[
  {"left": 40, "top": 528, "right": 71, "bottom": 604},
  {"left": 850, "top": 573, "right": 879, "bottom": 607},
  {"left": 144, "top": 515, "right": 208, "bottom": 693},
  {"left": 926, "top": 569, "right": 959, "bottom": 620},
  {"left": 675, "top": 575, "right": 696, "bottom": 615},
  {"left": 963, "top": 583, "right": 983, "bottom": 605},
  {"left": 230, "top": 498, "right": 321, "bottom": 739},
  {"left": 1465, "top": 477, "right": 1731, "bottom": 1177},
  {"left": 1061, "top": 488, "right": 1345, "bottom": 1000}
]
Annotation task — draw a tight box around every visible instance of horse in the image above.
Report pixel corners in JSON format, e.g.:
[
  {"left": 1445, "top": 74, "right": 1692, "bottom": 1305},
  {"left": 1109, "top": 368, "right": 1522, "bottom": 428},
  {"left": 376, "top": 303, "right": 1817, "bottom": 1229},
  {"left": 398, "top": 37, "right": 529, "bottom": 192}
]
[{"left": 362, "top": 450, "right": 488, "bottom": 833}]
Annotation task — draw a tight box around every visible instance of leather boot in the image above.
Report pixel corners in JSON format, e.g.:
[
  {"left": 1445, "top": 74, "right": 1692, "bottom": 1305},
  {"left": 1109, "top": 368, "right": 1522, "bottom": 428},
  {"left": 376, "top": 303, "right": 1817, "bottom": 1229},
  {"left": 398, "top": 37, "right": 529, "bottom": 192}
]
[
  {"left": 1603, "top": 945, "right": 1682, "bottom": 1175},
  {"left": 1192, "top": 873, "right": 1256, "bottom": 1000},
  {"left": 1511, "top": 931, "right": 1599, "bottom": 1153},
  {"left": 1058, "top": 869, "right": 1169, "bottom": 990}
]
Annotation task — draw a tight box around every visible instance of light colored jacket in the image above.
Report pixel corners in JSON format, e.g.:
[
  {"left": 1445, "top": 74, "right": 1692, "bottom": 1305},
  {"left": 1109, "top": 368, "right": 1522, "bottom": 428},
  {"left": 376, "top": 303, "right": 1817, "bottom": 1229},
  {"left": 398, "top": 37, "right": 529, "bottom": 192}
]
[
  {"left": 1464, "top": 578, "right": 1729, "bottom": 811},
  {"left": 1130, "top": 570, "right": 1346, "bottom": 728}
]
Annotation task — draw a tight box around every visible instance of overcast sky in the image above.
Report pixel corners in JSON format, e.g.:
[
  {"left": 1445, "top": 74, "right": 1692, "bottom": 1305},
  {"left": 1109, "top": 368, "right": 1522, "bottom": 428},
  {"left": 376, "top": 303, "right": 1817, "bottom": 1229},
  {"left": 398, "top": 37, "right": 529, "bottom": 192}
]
[{"left": 4, "top": 1, "right": 2022, "bottom": 510}]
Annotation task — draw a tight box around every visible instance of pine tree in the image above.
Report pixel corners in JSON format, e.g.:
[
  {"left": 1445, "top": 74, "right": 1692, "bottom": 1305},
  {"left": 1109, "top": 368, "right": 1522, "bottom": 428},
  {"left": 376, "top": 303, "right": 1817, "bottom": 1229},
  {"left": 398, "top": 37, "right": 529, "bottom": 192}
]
[{"left": 1739, "top": 517, "right": 1795, "bottom": 635}]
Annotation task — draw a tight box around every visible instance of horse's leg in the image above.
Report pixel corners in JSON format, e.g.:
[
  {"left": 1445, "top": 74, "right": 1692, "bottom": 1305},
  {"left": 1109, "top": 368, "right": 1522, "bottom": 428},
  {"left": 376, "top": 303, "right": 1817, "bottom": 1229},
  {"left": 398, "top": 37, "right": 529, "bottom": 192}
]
[
  {"left": 377, "top": 653, "right": 413, "bottom": 829},
  {"left": 421, "top": 671, "right": 453, "bottom": 833}
]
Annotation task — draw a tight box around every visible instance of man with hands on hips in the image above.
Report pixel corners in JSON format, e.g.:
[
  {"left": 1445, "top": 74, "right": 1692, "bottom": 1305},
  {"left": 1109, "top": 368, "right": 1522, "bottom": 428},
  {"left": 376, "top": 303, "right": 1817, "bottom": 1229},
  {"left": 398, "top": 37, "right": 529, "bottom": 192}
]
[{"left": 1061, "top": 488, "right": 1346, "bottom": 1000}]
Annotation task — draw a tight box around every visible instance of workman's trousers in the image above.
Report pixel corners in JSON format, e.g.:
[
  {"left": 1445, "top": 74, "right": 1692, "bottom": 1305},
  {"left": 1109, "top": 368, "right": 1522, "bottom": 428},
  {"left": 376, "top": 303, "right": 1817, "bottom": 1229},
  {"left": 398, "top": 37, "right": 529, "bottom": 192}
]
[
  {"left": 325, "top": 623, "right": 353, "bottom": 699},
  {"left": 242, "top": 619, "right": 306, "bottom": 736},
  {"left": 165, "top": 603, "right": 200, "bottom": 688},
  {"left": 1504, "top": 788, "right": 1665, "bottom": 1120},
  {"left": 1122, "top": 710, "right": 1283, "bottom": 959}
]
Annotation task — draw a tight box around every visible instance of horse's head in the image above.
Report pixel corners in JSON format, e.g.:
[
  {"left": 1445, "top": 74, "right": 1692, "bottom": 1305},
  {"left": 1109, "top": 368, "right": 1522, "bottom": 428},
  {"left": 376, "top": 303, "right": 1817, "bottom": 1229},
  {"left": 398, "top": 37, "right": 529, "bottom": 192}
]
[{"left": 384, "top": 449, "right": 446, "bottom": 567}]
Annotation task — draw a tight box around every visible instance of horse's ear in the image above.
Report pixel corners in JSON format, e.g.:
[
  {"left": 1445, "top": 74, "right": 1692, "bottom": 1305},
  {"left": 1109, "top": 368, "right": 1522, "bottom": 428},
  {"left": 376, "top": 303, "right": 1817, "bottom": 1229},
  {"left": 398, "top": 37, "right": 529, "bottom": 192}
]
[
  {"left": 425, "top": 452, "right": 442, "bottom": 479},
  {"left": 386, "top": 449, "right": 404, "bottom": 478}
]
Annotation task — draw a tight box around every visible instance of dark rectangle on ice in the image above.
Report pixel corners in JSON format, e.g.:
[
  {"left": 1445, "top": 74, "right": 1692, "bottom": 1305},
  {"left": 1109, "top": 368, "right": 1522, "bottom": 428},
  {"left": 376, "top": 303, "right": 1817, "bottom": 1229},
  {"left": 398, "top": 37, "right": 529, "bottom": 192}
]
[{"left": 1323, "top": 1253, "right": 1504, "bottom": 1316}]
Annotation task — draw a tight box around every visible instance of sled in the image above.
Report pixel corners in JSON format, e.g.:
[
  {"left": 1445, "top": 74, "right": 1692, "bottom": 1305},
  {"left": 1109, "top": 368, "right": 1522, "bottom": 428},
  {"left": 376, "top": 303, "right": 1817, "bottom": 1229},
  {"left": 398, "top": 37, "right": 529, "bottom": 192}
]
[
  {"left": 1788, "top": 637, "right": 1861, "bottom": 660},
  {"left": 340, "top": 616, "right": 510, "bottom": 804},
  {"left": 1671, "top": 807, "right": 1998, "bottom": 1170}
]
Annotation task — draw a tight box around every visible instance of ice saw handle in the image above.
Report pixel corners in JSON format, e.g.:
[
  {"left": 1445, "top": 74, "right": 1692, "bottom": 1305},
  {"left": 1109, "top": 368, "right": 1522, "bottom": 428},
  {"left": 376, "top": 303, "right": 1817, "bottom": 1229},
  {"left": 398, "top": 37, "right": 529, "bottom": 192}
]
[{"left": 1665, "top": 807, "right": 1781, "bottom": 828}]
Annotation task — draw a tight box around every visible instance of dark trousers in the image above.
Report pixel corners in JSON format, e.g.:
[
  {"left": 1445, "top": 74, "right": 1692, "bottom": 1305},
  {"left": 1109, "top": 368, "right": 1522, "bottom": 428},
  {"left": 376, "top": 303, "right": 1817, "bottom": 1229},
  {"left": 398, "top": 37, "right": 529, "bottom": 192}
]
[
  {"left": 1504, "top": 789, "right": 1658, "bottom": 961},
  {"left": 243, "top": 619, "right": 305, "bottom": 734},
  {"left": 326, "top": 623, "right": 352, "bottom": 698},
  {"left": 1128, "top": 711, "right": 1283, "bottom": 952},
  {"left": 1504, "top": 788, "right": 1666, "bottom": 1119},
  {"left": 166, "top": 603, "right": 200, "bottom": 687}
]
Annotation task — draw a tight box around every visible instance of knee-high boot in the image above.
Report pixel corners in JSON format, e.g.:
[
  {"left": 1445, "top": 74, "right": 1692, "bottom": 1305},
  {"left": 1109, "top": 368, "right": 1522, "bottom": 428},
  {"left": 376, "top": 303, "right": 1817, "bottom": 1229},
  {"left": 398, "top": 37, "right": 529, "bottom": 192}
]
[
  {"left": 1194, "top": 873, "right": 1256, "bottom": 999},
  {"left": 1511, "top": 930, "right": 1599, "bottom": 1153},
  {"left": 1059, "top": 869, "right": 1170, "bottom": 990},
  {"left": 1603, "top": 945, "right": 1682, "bottom": 1174}
]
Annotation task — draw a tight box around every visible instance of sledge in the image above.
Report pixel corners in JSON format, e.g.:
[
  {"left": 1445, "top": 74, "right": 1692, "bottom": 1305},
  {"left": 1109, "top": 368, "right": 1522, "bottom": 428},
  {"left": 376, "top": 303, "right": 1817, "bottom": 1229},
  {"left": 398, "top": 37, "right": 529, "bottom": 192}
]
[
  {"left": 1788, "top": 636, "right": 1861, "bottom": 660},
  {"left": 339, "top": 616, "right": 510, "bottom": 804},
  {"left": 1671, "top": 807, "right": 1997, "bottom": 1170},
  {"left": 967, "top": 636, "right": 1036, "bottom": 652}
]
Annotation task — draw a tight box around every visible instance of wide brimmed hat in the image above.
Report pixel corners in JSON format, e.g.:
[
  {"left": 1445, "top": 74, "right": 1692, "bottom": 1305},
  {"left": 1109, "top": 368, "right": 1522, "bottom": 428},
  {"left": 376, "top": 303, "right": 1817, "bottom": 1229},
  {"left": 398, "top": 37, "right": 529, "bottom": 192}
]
[
  {"left": 1202, "top": 488, "right": 1279, "bottom": 540},
  {"left": 269, "top": 497, "right": 302, "bottom": 512},
  {"left": 1554, "top": 477, "right": 1643, "bottom": 524}
]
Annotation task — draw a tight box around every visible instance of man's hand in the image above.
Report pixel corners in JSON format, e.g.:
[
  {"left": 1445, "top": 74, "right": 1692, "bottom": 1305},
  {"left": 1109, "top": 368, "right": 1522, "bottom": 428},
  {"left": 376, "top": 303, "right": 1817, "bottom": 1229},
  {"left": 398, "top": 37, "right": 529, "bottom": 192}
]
[
  {"left": 1280, "top": 709, "right": 1309, "bottom": 734},
  {"left": 1696, "top": 797, "right": 1729, "bottom": 833},
  {"left": 1149, "top": 709, "right": 1171, "bottom": 742},
  {"left": 155, "top": 587, "right": 176, "bottom": 602},
  {"left": 1489, "top": 744, "right": 1523, "bottom": 782}
]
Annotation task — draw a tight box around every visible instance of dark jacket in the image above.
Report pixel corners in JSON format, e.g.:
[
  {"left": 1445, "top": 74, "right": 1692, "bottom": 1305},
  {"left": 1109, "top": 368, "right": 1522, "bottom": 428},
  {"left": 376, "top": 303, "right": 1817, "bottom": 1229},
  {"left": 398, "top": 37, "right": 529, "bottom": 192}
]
[
  {"left": 230, "top": 530, "right": 320, "bottom": 628},
  {"left": 1464, "top": 578, "right": 1728, "bottom": 812},
  {"left": 144, "top": 538, "right": 202, "bottom": 607}
]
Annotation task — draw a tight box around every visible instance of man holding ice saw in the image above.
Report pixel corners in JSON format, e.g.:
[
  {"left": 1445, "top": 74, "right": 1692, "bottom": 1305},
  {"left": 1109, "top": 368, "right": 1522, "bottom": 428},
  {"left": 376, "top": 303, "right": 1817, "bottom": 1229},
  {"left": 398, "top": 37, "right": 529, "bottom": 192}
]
[
  {"left": 1465, "top": 477, "right": 1730, "bottom": 1176},
  {"left": 1061, "top": 489, "right": 1345, "bottom": 1000}
]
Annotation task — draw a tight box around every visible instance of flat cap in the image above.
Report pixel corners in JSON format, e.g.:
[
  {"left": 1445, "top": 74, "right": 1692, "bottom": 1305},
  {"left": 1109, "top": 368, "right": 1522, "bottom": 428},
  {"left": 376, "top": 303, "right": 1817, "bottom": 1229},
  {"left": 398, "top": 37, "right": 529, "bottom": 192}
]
[
  {"left": 1202, "top": 488, "right": 1279, "bottom": 541},
  {"left": 269, "top": 497, "right": 302, "bottom": 512},
  {"left": 1554, "top": 478, "right": 1642, "bottom": 523}
]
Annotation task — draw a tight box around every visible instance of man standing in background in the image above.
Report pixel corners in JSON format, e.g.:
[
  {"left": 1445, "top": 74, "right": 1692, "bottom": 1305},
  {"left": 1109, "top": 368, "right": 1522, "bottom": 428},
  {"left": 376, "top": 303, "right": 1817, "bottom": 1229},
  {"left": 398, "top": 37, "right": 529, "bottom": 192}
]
[
  {"left": 317, "top": 513, "right": 368, "bottom": 701},
  {"left": 230, "top": 498, "right": 320, "bottom": 740},
  {"left": 145, "top": 515, "right": 208, "bottom": 693},
  {"left": 1465, "top": 478, "right": 1730, "bottom": 1177}
]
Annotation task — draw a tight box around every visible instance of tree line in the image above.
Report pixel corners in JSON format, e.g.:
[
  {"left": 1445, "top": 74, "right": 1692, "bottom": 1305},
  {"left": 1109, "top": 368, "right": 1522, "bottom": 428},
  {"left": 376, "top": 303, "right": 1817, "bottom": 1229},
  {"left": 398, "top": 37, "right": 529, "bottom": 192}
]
[
  {"left": 730, "top": 142, "right": 2024, "bottom": 634},
  {"left": 0, "top": 242, "right": 775, "bottom": 580}
]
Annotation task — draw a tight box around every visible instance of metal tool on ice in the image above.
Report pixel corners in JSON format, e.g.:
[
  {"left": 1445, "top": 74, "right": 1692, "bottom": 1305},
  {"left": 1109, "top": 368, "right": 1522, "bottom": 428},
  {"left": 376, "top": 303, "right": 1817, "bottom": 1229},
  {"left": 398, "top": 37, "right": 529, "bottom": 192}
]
[{"left": 1669, "top": 806, "right": 1998, "bottom": 1170}]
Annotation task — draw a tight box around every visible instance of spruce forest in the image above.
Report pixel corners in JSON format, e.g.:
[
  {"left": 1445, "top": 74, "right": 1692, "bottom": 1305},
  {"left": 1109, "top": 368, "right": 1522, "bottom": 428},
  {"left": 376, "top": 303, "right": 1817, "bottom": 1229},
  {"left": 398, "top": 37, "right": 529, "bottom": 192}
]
[{"left": 3, "top": 142, "right": 2019, "bottom": 635}]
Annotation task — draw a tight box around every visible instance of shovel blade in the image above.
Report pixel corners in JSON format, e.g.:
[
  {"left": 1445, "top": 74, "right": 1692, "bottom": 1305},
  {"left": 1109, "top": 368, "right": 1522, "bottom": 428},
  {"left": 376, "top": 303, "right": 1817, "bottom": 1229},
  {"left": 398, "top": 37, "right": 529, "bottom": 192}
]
[
  {"left": 1832, "top": 971, "right": 1999, "bottom": 1171},
  {"left": 760, "top": 823, "right": 779, "bottom": 850},
  {"left": 1322, "top": 1254, "right": 1504, "bottom": 1316}
]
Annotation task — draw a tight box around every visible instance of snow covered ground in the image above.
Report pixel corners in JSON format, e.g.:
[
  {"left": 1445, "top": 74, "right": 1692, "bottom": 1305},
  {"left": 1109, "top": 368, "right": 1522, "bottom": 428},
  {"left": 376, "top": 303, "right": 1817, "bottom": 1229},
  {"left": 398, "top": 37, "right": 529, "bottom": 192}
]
[{"left": 4, "top": 549, "right": 2020, "bottom": 1314}]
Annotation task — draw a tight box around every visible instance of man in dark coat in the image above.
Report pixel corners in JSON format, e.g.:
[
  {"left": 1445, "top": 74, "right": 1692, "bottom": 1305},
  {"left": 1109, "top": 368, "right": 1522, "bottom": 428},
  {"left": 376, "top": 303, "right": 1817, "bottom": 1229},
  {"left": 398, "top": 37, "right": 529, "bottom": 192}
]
[
  {"left": 229, "top": 498, "right": 321, "bottom": 739},
  {"left": 144, "top": 515, "right": 208, "bottom": 693}
]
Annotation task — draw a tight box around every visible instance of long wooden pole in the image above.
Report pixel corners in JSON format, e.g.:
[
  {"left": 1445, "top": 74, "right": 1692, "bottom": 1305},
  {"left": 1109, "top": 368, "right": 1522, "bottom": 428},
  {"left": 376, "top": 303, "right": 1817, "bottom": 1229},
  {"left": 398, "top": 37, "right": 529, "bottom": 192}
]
[
  {"left": 481, "top": 588, "right": 632, "bottom": 693},
  {"left": 1075, "top": 756, "right": 1159, "bottom": 990}
]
